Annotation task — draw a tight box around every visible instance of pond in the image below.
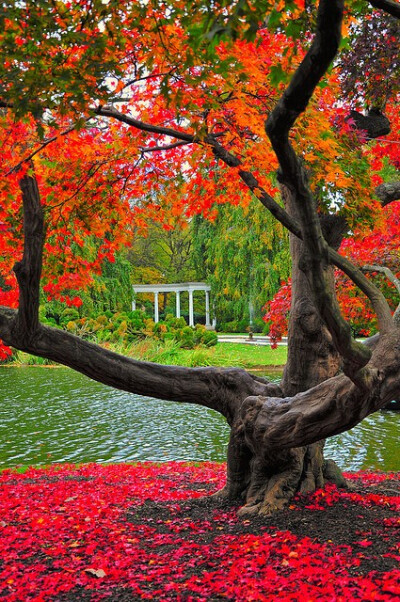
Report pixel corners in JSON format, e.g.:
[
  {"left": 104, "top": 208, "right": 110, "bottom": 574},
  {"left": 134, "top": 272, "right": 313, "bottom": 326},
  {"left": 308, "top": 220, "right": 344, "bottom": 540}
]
[{"left": 0, "top": 367, "right": 399, "bottom": 472}]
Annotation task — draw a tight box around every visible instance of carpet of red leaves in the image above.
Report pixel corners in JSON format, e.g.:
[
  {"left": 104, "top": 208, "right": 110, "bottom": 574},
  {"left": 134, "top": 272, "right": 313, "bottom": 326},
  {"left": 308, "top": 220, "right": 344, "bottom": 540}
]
[{"left": 0, "top": 462, "right": 399, "bottom": 601}]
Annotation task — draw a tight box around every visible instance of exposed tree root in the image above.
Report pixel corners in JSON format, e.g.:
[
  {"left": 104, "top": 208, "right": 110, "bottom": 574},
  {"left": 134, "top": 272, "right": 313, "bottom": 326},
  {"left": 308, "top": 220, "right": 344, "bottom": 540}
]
[{"left": 211, "top": 431, "right": 348, "bottom": 517}]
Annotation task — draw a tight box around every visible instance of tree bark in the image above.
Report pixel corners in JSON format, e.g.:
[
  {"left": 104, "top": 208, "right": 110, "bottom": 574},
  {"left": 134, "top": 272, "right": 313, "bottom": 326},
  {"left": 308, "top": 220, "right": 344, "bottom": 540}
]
[
  {"left": 209, "top": 193, "right": 348, "bottom": 516},
  {"left": 282, "top": 193, "right": 342, "bottom": 395}
]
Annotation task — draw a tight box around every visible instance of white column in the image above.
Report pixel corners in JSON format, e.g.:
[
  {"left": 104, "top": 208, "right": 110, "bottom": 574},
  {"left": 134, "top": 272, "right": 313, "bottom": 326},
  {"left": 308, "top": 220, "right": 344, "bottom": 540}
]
[
  {"left": 132, "top": 298, "right": 136, "bottom": 311},
  {"left": 154, "top": 291, "right": 159, "bottom": 323},
  {"left": 205, "top": 290, "right": 211, "bottom": 327},
  {"left": 188, "top": 289, "right": 194, "bottom": 327},
  {"left": 176, "top": 290, "right": 181, "bottom": 318}
]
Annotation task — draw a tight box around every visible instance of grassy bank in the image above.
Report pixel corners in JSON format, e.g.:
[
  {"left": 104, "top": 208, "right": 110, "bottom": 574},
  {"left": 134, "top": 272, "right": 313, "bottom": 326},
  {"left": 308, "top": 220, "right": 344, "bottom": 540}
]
[{"left": 5, "top": 339, "right": 287, "bottom": 369}]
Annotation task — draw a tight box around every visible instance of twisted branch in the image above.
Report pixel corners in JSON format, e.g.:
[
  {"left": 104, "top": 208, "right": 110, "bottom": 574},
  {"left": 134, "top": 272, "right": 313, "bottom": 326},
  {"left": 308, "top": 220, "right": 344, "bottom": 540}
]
[{"left": 264, "top": 0, "right": 393, "bottom": 385}]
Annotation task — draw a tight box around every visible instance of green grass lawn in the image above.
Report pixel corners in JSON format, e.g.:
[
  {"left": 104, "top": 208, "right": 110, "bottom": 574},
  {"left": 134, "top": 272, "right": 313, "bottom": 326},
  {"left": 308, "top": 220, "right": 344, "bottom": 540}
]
[
  {"left": 123, "top": 339, "right": 287, "bottom": 369},
  {"left": 6, "top": 340, "right": 287, "bottom": 370},
  {"left": 213, "top": 342, "right": 287, "bottom": 368}
]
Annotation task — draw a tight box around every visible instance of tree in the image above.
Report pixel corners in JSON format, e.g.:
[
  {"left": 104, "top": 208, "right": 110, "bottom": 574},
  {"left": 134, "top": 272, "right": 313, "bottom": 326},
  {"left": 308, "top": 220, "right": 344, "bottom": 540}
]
[
  {"left": 0, "top": 0, "right": 400, "bottom": 515},
  {"left": 192, "top": 198, "right": 290, "bottom": 330}
]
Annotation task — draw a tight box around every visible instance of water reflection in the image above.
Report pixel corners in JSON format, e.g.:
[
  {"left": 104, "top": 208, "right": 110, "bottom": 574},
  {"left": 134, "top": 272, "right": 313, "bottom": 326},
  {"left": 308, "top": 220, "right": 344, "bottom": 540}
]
[
  {"left": 0, "top": 367, "right": 398, "bottom": 471},
  {"left": 325, "top": 411, "right": 400, "bottom": 472}
]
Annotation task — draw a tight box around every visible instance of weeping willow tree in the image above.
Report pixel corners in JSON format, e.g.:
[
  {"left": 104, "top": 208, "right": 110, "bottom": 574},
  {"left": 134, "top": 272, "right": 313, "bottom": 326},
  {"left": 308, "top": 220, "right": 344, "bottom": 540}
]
[{"left": 193, "top": 198, "right": 290, "bottom": 330}]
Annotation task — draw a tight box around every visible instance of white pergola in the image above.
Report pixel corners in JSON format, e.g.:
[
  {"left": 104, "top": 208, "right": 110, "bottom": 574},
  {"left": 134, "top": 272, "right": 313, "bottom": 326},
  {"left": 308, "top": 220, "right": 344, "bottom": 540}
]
[{"left": 132, "top": 282, "right": 212, "bottom": 328}]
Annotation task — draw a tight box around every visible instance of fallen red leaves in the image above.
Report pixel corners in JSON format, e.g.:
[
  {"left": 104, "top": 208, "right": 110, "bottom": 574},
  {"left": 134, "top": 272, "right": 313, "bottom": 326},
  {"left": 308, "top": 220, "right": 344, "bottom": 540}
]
[{"left": 0, "top": 463, "right": 399, "bottom": 601}]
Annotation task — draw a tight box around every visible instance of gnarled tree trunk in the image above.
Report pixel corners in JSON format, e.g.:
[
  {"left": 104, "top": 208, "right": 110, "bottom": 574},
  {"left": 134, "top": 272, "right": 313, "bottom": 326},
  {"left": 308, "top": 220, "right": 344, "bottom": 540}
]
[{"left": 210, "top": 196, "right": 348, "bottom": 516}]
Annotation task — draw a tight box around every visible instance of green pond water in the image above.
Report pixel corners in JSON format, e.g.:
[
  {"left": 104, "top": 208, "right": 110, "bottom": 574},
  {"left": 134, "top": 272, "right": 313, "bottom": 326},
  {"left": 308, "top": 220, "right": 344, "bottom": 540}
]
[{"left": 0, "top": 367, "right": 399, "bottom": 471}]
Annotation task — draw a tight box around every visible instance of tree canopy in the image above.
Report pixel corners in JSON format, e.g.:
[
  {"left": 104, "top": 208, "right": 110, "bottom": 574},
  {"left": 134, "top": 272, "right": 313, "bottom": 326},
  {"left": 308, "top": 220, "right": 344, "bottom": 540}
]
[{"left": 0, "top": 0, "right": 399, "bottom": 514}]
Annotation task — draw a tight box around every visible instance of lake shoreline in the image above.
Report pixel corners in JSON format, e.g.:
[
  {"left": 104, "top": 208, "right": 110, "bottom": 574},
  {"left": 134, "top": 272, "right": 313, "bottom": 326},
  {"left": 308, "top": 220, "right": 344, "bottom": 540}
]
[
  {"left": 1, "top": 340, "right": 288, "bottom": 370},
  {"left": 0, "top": 362, "right": 286, "bottom": 370}
]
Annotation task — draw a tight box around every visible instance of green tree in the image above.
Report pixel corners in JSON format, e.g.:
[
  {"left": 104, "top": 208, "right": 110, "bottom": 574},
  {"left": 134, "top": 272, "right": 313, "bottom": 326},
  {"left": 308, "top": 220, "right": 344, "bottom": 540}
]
[
  {"left": 128, "top": 221, "right": 196, "bottom": 285},
  {"left": 193, "top": 198, "right": 290, "bottom": 330}
]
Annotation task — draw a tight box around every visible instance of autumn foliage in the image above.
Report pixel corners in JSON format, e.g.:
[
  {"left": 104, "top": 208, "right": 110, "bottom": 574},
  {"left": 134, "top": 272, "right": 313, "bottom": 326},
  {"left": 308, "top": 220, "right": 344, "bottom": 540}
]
[
  {"left": 1, "top": 1, "right": 399, "bottom": 359},
  {"left": 264, "top": 201, "right": 400, "bottom": 343}
]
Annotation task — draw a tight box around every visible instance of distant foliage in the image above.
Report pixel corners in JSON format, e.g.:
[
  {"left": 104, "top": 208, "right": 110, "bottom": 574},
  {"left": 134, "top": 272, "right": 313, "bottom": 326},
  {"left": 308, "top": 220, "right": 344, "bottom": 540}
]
[{"left": 192, "top": 198, "right": 290, "bottom": 329}]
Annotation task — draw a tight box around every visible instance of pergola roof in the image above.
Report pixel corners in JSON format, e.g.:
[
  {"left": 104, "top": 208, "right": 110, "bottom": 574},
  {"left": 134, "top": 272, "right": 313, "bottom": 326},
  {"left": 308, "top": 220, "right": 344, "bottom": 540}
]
[{"left": 132, "top": 282, "right": 211, "bottom": 293}]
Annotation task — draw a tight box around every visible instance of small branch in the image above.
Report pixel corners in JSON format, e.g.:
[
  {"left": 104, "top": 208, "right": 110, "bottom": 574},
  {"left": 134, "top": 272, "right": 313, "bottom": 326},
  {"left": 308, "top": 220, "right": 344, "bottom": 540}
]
[
  {"left": 368, "top": 0, "right": 400, "bottom": 18},
  {"left": 6, "top": 121, "right": 89, "bottom": 175},
  {"left": 12, "top": 172, "right": 44, "bottom": 343},
  {"left": 139, "top": 131, "right": 226, "bottom": 154},
  {"left": 362, "top": 264, "right": 400, "bottom": 294},
  {"left": 330, "top": 251, "right": 394, "bottom": 332},
  {"left": 140, "top": 140, "right": 194, "bottom": 153},
  {"left": 96, "top": 106, "right": 197, "bottom": 143},
  {"left": 209, "top": 138, "right": 303, "bottom": 238},
  {"left": 122, "top": 70, "right": 174, "bottom": 88},
  {"left": 362, "top": 263, "right": 400, "bottom": 325}
]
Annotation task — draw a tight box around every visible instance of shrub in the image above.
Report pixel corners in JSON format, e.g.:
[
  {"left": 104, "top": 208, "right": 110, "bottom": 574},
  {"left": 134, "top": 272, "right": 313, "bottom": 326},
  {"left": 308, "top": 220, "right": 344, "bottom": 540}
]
[
  {"left": 38, "top": 306, "right": 218, "bottom": 351},
  {"left": 59, "top": 308, "right": 80, "bottom": 327},
  {"left": 66, "top": 321, "right": 78, "bottom": 333},
  {"left": 201, "top": 330, "right": 218, "bottom": 347},
  {"left": 179, "top": 326, "right": 195, "bottom": 349},
  {"left": 95, "top": 315, "right": 109, "bottom": 326}
]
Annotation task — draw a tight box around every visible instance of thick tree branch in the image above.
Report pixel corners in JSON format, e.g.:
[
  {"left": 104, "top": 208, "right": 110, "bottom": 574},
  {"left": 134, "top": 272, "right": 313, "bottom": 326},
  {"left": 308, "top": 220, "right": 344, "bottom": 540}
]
[
  {"left": 0, "top": 306, "right": 281, "bottom": 424},
  {"left": 240, "top": 329, "right": 400, "bottom": 451},
  {"left": 266, "top": 0, "right": 344, "bottom": 140},
  {"left": 12, "top": 173, "right": 44, "bottom": 342},
  {"left": 368, "top": 0, "right": 400, "bottom": 18},
  {"left": 375, "top": 180, "right": 400, "bottom": 205},
  {"left": 264, "top": 0, "right": 381, "bottom": 384}
]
